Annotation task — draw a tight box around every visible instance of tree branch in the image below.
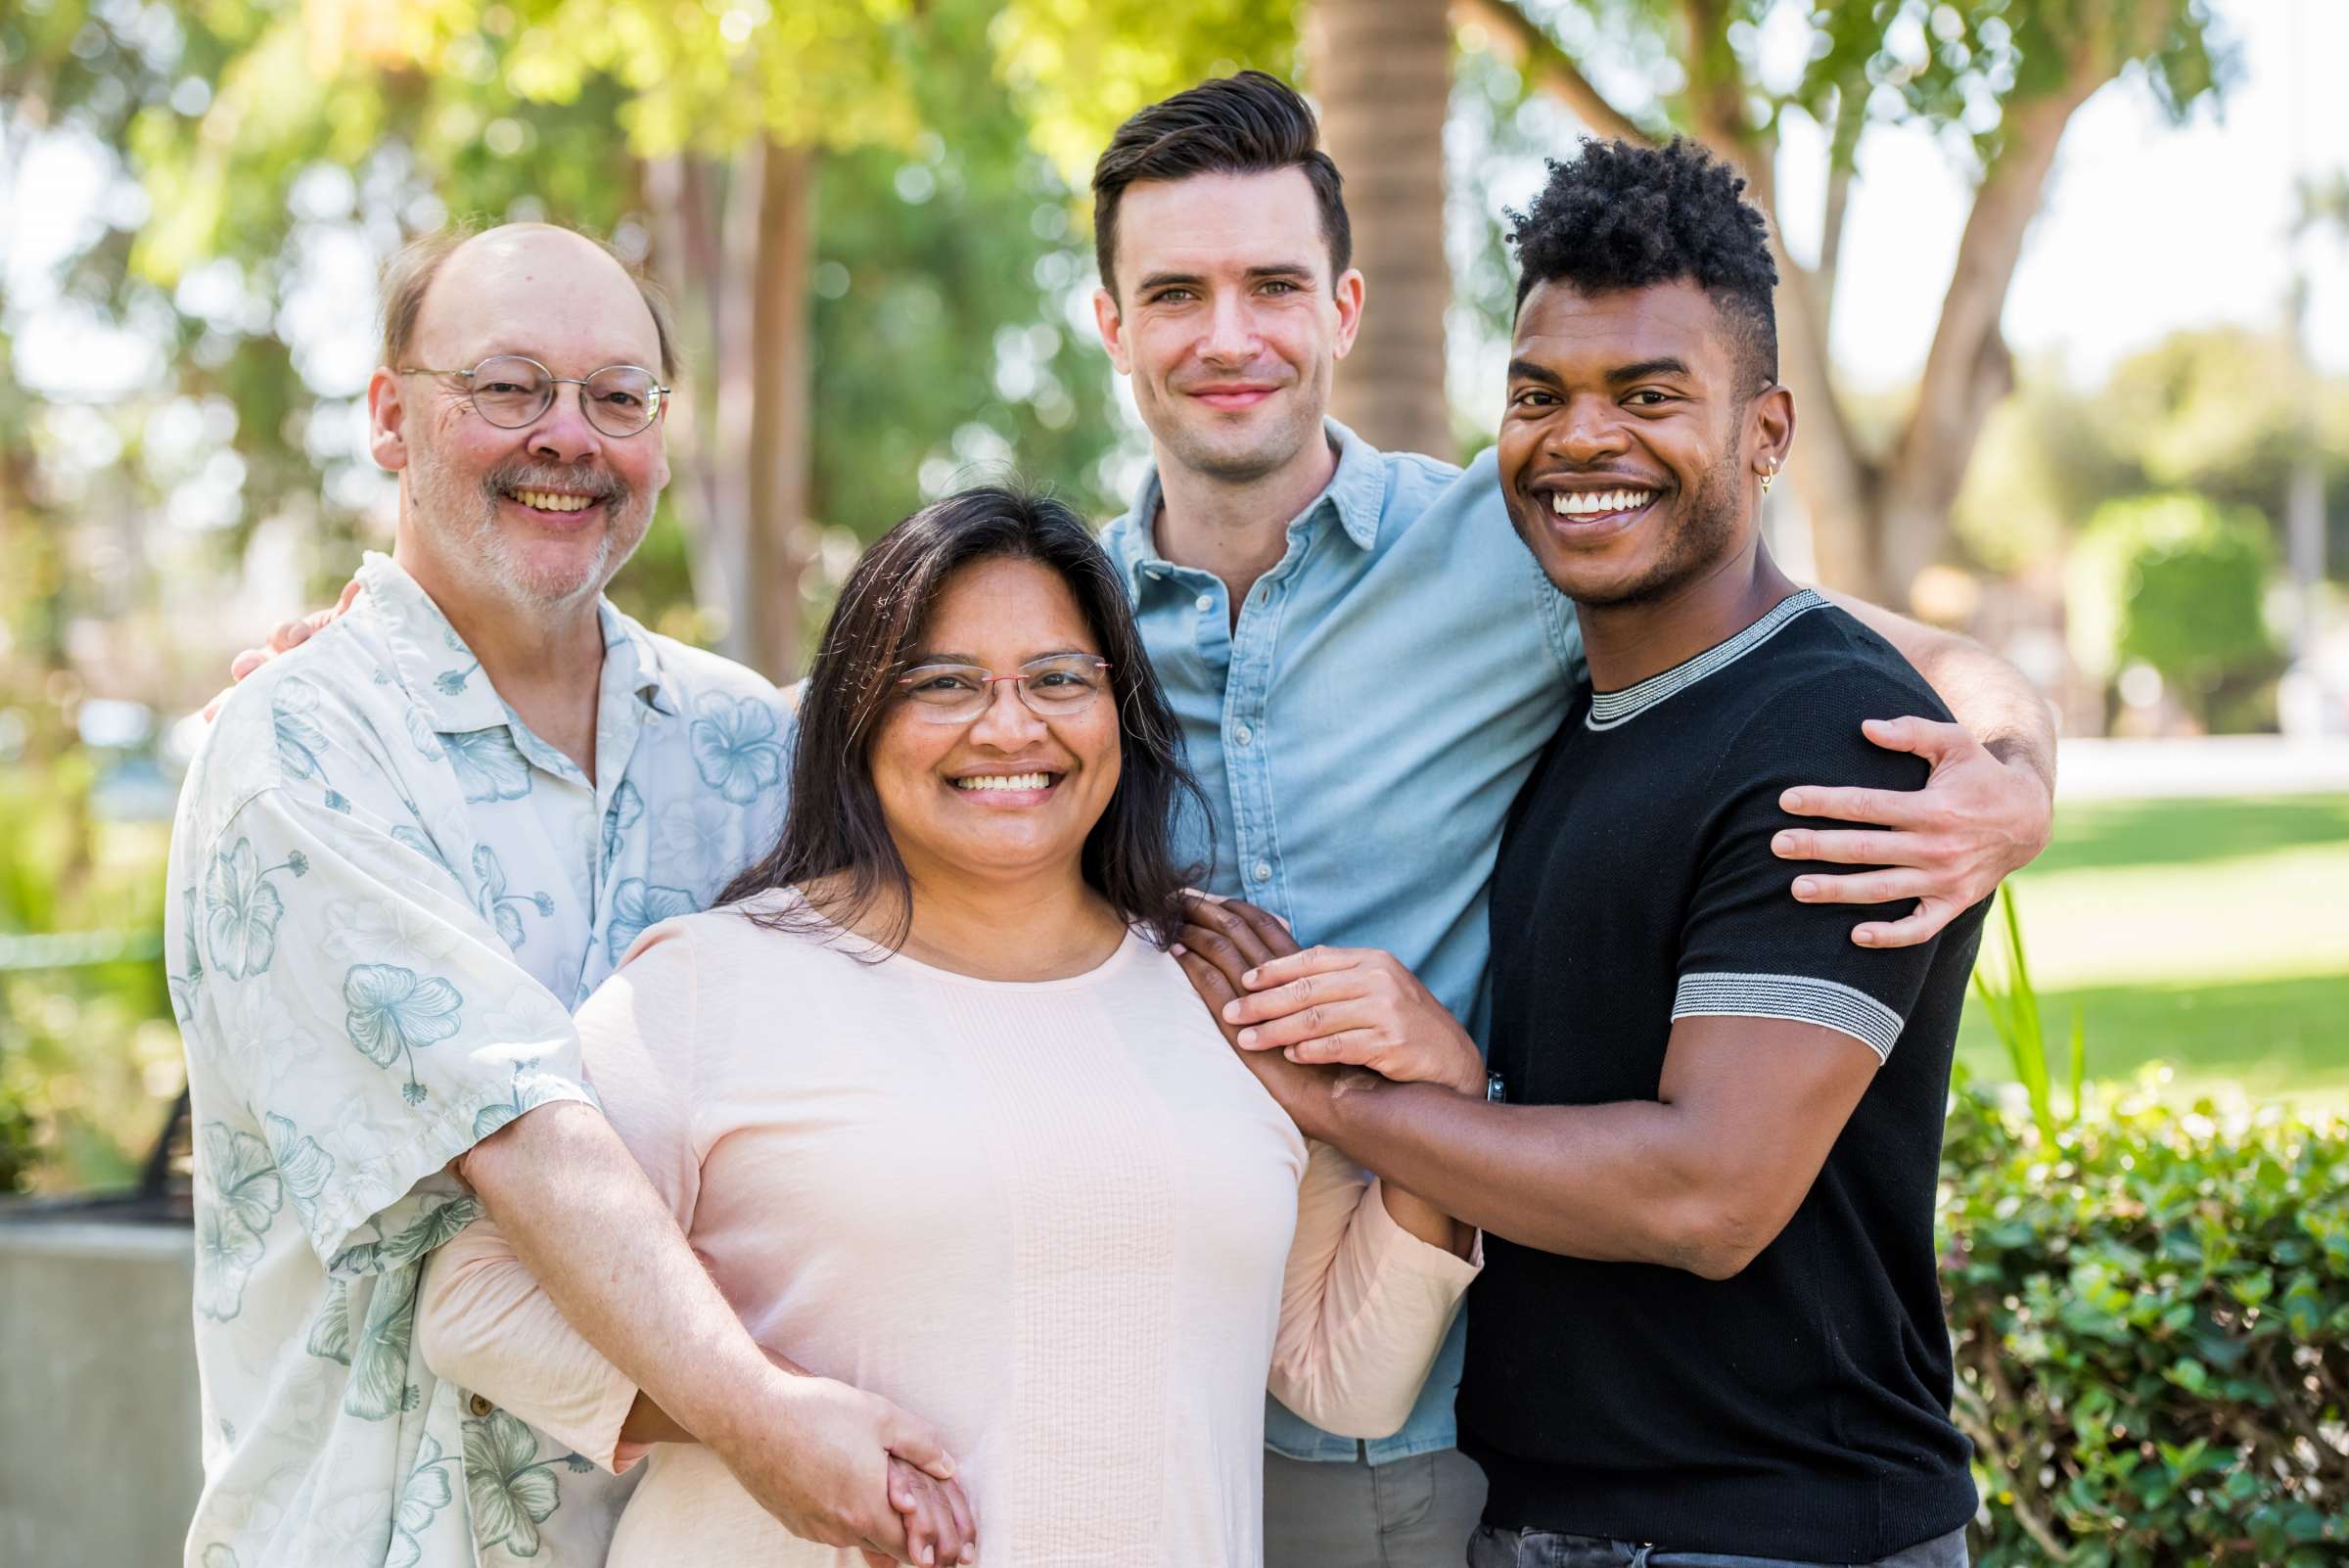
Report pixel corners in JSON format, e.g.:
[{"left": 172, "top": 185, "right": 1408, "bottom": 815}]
[
  {"left": 1451, "top": 0, "right": 1654, "bottom": 146},
  {"left": 1674, "top": 0, "right": 1751, "bottom": 159},
  {"left": 1817, "top": 161, "right": 1853, "bottom": 305},
  {"left": 1875, "top": 63, "right": 2103, "bottom": 591},
  {"left": 1878, "top": 0, "right": 2182, "bottom": 590},
  {"left": 1814, "top": 79, "right": 1867, "bottom": 339}
]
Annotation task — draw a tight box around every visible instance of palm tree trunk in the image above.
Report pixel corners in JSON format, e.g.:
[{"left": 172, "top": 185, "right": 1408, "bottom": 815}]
[
  {"left": 1309, "top": 0, "right": 1454, "bottom": 457},
  {"left": 1873, "top": 79, "right": 2094, "bottom": 599}
]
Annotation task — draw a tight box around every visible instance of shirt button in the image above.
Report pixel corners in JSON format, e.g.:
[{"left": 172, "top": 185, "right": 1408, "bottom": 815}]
[
  {"left": 1195, "top": 593, "right": 1214, "bottom": 612},
  {"left": 469, "top": 1394, "right": 495, "bottom": 1418},
  {"left": 1253, "top": 860, "right": 1272, "bottom": 883},
  {"left": 1234, "top": 724, "right": 1253, "bottom": 746}
]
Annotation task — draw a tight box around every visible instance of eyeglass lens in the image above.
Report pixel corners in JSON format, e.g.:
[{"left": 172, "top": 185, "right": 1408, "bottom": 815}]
[
  {"left": 900, "top": 657, "right": 1109, "bottom": 721},
  {"left": 469, "top": 356, "right": 661, "bottom": 437}
]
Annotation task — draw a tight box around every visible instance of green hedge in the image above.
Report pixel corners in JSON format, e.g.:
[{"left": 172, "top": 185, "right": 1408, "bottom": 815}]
[{"left": 1943, "top": 1079, "right": 2349, "bottom": 1564}]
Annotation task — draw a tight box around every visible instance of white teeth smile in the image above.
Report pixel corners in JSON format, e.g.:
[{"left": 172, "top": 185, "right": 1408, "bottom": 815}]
[
  {"left": 953, "top": 772, "right": 1052, "bottom": 793},
  {"left": 514, "top": 490, "right": 595, "bottom": 513},
  {"left": 1549, "top": 488, "right": 1656, "bottom": 517}
]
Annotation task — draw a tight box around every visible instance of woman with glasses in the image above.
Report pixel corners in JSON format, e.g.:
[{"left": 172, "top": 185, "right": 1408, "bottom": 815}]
[{"left": 415, "top": 486, "right": 1481, "bottom": 1567}]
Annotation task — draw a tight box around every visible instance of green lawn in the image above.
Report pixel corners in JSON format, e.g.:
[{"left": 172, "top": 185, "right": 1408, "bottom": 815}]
[{"left": 1956, "top": 794, "right": 2349, "bottom": 1112}]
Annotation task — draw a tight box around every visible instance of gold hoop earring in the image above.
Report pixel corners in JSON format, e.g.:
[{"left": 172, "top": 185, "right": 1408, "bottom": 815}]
[{"left": 1760, "top": 465, "right": 1776, "bottom": 495}]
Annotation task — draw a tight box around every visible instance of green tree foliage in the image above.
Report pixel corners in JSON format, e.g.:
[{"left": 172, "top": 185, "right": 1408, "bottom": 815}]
[
  {"left": 1950, "top": 373, "right": 2137, "bottom": 575},
  {"left": 2065, "top": 492, "right": 2279, "bottom": 726},
  {"left": 1475, "top": 0, "right": 2229, "bottom": 171},
  {"left": 2096, "top": 328, "right": 2349, "bottom": 519},
  {"left": 1952, "top": 375, "right": 2113, "bottom": 576},
  {"left": 993, "top": 0, "right": 1301, "bottom": 188},
  {"left": 4, "top": 0, "right": 1173, "bottom": 674},
  {"left": 804, "top": 0, "right": 1126, "bottom": 545},
  {"left": 1954, "top": 329, "right": 2349, "bottom": 578}
]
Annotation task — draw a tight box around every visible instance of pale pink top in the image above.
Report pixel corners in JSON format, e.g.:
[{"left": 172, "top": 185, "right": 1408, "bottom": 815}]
[{"left": 418, "top": 890, "right": 1477, "bottom": 1567}]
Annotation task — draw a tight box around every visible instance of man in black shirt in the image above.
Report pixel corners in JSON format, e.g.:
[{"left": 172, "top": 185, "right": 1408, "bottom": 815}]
[{"left": 1185, "top": 140, "right": 1987, "bottom": 1566}]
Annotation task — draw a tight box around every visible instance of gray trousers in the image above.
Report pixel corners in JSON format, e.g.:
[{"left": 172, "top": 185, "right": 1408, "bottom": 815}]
[
  {"left": 1265, "top": 1447, "right": 1490, "bottom": 1568},
  {"left": 1465, "top": 1523, "right": 1970, "bottom": 1568}
]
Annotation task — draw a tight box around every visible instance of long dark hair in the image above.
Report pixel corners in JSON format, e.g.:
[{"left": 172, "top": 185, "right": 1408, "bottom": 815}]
[{"left": 719, "top": 484, "right": 1208, "bottom": 952}]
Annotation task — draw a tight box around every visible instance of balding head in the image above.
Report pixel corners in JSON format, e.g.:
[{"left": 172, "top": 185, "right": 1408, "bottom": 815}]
[
  {"left": 369, "top": 220, "right": 675, "bottom": 623},
  {"left": 379, "top": 221, "right": 677, "bottom": 382}
]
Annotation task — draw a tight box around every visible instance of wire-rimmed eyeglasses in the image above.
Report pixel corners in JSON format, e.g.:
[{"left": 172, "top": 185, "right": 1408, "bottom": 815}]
[
  {"left": 893, "top": 655, "right": 1113, "bottom": 724},
  {"left": 397, "top": 355, "right": 669, "bottom": 438}
]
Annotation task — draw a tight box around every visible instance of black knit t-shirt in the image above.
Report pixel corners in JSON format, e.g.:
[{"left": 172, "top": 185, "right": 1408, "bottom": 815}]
[{"left": 1461, "top": 591, "right": 1985, "bottom": 1560}]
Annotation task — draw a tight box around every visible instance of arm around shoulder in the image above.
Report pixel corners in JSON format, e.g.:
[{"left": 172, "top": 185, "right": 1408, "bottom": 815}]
[
  {"left": 1760, "top": 625, "right": 2051, "bottom": 946},
  {"left": 1821, "top": 589, "right": 2056, "bottom": 794}
]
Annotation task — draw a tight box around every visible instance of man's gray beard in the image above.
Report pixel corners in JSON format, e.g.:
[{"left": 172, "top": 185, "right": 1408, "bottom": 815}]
[{"left": 408, "top": 453, "right": 642, "bottom": 612}]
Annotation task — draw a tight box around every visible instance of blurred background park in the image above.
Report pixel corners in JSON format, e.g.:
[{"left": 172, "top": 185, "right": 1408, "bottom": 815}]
[
  {"left": 14, "top": 0, "right": 2346, "bottom": 1198},
  {"left": 2, "top": 0, "right": 2348, "bottom": 1558}
]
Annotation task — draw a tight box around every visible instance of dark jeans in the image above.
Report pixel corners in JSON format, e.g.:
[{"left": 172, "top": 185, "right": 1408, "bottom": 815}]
[{"left": 1466, "top": 1524, "right": 1969, "bottom": 1568}]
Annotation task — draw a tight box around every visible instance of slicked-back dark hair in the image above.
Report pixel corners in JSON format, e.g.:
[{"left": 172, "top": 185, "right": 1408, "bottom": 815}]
[
  {"left": 1510, "top": 138, "right": 1779, "bottom": 392},
  {"left": 1091, "top": 69, "right": 1351, "bottom": 297},
  {"left": 719, "top": 485, "right": 1208, "bottom": 954}
]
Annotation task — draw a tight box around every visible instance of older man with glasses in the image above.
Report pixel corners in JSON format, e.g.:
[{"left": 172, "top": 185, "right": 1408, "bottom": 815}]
[
  {"left": 400, "top": 358, "right": 670, "bottom": 430},
  {"left": 165, "top": 221, "right": 973, "bottom": 1568}
]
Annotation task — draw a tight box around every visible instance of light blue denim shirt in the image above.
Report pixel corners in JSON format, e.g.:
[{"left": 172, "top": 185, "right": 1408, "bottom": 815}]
[{"left": 1103, "top": 421, "right": 1586, "bottom": 1461}]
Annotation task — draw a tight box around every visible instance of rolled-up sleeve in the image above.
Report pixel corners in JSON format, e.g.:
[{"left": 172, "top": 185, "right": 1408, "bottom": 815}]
[
  {"left": 1267, "top": 1141, "right": 1482, "bottom": 1439},
  {"left": 182, "top": 784, "right": 592, "bottom": 1268}
]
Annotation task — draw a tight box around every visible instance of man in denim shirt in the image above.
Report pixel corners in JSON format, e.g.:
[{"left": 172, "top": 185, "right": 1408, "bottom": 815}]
[{"left": 1088, "top": 75, "right": 2056, "bottom": 1567}]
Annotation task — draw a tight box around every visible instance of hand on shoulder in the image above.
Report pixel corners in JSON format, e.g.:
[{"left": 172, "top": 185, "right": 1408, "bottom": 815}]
[{"left": 202, "top": 577, "right": 363, "bottom": 721}]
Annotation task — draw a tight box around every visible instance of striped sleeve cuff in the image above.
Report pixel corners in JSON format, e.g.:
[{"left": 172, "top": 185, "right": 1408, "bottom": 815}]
[{"left": 1673, "top": 971, "right": 1904, "bottom": 1062}]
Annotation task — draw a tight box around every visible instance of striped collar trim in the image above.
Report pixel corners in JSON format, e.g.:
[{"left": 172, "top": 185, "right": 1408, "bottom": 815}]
[{"left": 1586, "top": 588, "right": 1827, "bottom": 731}]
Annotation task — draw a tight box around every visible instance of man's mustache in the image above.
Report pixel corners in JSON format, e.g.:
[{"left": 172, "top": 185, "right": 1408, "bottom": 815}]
[{"left": 481, "top": 462, "right": 630, "bottom": 509}]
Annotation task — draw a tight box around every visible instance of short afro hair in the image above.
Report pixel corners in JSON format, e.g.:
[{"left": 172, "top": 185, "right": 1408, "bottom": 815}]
[{"left": 1509, "top": 138, "right": 1778, "bottom": 392}]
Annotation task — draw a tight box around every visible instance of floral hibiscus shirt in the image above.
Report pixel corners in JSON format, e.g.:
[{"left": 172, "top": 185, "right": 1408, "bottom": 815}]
[{"left": 164, "top": 552, "right": 790, "bottom": 1568}]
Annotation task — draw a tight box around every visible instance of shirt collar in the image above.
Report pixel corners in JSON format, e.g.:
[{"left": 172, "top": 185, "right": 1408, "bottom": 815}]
[
  {"left": 357, "top": 552, "right": 677, "bottom": 734},
  {"left": 1318, "top": 420, "right": 1389, "bottom": 551},
  {"left": 596, "top": 600, "right": 681, "bottom": 717},
  {"left": 1112, "top": 418, "right": 1388, "bottom": 596},
  {"left": 1585, "top": 588, "right": 1828, "bottom": 731}
]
